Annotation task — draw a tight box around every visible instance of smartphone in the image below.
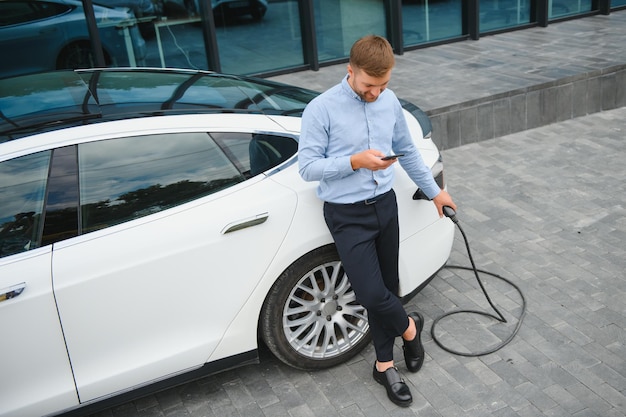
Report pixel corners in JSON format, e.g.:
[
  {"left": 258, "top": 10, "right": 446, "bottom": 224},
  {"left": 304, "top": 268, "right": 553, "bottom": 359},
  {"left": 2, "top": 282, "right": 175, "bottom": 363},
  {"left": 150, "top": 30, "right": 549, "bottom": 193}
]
[{"left": 381, "top": 153, "right": 405, "bottom": 161}]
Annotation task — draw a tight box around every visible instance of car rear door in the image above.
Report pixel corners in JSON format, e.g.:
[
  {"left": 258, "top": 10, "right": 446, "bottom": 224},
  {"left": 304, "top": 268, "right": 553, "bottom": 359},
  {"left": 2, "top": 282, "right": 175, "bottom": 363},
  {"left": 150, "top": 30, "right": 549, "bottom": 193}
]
[
  {"left": 0, "top": 151, "right": 78, "bottom": 417},
  {"left": 51, "top": 130, "right": 299, "bottom": 402}
]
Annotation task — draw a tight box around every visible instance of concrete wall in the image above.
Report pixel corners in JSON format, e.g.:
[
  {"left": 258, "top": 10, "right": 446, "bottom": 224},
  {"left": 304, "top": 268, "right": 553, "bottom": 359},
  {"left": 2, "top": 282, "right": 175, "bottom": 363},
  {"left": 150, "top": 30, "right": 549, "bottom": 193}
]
[{"left": 428, "top": 64, "right": 626, "bottom": 150}]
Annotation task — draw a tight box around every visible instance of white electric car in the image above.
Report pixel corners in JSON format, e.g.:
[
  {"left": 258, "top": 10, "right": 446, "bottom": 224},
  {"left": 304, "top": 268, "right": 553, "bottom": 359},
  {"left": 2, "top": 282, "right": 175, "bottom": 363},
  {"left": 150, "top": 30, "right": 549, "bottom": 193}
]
[{"left": 0, "top": 68, "right": 454, "bottom": 416}]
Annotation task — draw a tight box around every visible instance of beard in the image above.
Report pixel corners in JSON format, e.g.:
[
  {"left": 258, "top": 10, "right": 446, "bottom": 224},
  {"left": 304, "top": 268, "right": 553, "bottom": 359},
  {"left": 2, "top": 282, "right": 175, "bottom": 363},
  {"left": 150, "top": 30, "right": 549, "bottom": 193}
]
[
  {"left": 357, "top": 90, "right": 378, "bottom": 102},
  {"left": 352, "top": 85, "right": 379, "bottom": 102}
]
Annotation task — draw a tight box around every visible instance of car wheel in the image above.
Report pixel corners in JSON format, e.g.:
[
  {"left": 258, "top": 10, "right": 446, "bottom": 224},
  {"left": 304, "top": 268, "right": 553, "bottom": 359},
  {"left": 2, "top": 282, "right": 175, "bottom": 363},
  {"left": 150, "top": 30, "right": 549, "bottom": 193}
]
[
  {"left": 250, "top": 7, "right": 265, "bottom": 20},
  {"left": 260, "top": 245, "right": 370, "bottom": 370},
  {"left": 56, "top": 42, "right": 110, "bottom": 70}
]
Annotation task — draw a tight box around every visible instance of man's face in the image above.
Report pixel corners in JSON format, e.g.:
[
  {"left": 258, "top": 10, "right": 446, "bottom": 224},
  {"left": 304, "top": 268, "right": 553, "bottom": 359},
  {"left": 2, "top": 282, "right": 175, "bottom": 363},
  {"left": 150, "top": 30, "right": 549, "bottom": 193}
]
[{"left": 347, "top": 64, "right": 391, "bottom": 103}]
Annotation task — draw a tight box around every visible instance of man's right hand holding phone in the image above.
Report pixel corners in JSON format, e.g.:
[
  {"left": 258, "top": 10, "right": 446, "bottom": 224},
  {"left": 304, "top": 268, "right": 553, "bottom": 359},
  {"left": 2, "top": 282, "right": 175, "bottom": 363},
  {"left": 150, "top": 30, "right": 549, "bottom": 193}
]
[{"left": 350, "top": 150, "right": 404, "bottom": 171}]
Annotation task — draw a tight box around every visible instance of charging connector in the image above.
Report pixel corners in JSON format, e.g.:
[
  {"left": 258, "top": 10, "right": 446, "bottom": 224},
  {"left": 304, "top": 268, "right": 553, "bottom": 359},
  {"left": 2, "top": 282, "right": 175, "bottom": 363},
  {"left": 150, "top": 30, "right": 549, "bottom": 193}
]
[{"left": 442, "top": 205, "right": 457, "bottom": 223}]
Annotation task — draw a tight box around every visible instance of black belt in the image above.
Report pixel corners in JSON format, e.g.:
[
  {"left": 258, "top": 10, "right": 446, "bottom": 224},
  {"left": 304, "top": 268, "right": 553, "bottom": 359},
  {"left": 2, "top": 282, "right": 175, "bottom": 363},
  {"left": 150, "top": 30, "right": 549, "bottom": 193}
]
[{"left": 352, "top": 190, "right": 392, "bottom": 205}]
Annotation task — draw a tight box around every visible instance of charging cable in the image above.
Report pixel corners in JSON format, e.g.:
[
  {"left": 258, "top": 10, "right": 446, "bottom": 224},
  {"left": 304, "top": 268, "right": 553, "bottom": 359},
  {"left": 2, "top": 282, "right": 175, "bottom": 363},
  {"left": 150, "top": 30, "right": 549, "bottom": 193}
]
[{"left": 432, "top": 206, "right": 527, "bottom": 357}]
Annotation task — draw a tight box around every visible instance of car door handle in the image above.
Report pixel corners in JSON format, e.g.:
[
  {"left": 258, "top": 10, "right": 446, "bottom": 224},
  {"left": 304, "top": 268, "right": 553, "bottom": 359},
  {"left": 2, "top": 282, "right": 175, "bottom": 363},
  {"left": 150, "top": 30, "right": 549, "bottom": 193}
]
[
  {"left": 221, "top": 212, "right": 269, "bottom": 234},
  {"left": 0, "top": 282, "right": 26, "bottom": 303}
]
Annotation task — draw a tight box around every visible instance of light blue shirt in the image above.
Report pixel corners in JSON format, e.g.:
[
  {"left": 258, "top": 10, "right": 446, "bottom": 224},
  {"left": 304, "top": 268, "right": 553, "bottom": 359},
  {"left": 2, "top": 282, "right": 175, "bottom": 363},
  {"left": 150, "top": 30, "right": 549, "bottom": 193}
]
[{"left": 298, "top": 75, "right": 441, "bottom": 204}]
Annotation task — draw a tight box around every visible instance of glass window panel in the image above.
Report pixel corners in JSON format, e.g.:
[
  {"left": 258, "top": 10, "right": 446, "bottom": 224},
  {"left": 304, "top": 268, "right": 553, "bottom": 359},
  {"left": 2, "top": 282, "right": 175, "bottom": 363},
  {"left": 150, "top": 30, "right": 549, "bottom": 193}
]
[
  {"left": 108, "top": 0, "right": 204, "bottom": 70},
  {"left": 402, "top": 0, "right": 463, "bottom": 46},
  {"left": 0, "top": 151, "right": 50, "bottom": 258},
  {"left": 215, "top": 0, "right": 304, "bottom": 75},
  {"left": 94, "top": 5, "right": 147, "bottom": 68},
  {"left": 612, "top": 0, "right": 626, "bottom": 6},
  {"left": 549, "top": 0, "right": 592, "bottom": 19},
  {"left": 479, "top": 0, "right": 531, "bottom": 33},
  {"left": 315, "top": 0, "right": 386, "bottom": 62},
  {"left": 144, "top": 17, "right": 206, "bottom": 69},
  {"left": 212, "top": 132, "right": 298, "bottom": 177},
  {"left": 78, "top": 133, "right": 244, "bottom": 233}
]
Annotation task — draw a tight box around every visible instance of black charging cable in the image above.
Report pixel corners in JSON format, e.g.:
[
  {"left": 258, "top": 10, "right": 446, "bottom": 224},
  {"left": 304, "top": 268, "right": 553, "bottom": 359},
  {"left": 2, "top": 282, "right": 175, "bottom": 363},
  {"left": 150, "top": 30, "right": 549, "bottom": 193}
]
[{"left": 432, "top": 206, "right": 527, "bottom": 357}]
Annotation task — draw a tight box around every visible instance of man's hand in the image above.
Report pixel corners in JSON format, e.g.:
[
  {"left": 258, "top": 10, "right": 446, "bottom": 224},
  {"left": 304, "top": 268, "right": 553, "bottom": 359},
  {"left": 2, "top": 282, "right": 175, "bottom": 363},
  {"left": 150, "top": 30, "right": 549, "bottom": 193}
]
[
  {"left": 432, "top": 190, "right": 457, "bottom": 218},
  {"left": 350, "top": 149, "right": 397, "bottom": 171}
]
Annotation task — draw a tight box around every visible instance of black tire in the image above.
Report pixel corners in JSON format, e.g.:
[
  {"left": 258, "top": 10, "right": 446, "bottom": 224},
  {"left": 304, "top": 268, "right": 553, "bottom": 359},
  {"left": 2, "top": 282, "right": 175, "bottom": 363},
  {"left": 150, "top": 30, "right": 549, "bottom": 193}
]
[
  {"left": 56, "top": 42, "right": 94, "bottom": 70},
  {"left": 56, "top": 42, "right": 111, "bottom": 70},
  {"left": 250, "top": 7, "right": 265, "bottom": 20},
  {"left": 260, "top": 245, "right": 371, "bottom": 370}
]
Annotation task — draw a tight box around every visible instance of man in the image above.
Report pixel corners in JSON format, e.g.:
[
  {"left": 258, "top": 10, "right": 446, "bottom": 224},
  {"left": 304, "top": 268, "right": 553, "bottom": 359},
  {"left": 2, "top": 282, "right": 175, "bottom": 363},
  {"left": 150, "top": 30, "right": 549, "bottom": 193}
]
[{"left": 298, "top": 35, "right": 456, "bottom": 407}]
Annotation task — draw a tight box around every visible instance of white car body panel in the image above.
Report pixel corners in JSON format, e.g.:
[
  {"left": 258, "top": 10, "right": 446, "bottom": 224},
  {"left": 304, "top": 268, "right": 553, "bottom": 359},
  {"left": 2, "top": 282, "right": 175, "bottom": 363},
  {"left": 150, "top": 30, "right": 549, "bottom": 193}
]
[{"left": 0, "top": 247, "right": 79, "bottom": 416}]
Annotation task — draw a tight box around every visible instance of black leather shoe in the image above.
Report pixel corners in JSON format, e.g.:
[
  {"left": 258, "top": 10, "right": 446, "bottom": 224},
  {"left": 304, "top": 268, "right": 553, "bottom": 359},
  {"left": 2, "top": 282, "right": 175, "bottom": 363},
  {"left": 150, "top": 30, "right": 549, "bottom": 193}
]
[
  {"left": 372, "top": 364, "right": 412, "bottom": 407},
  {"left": 403, "top": 312, "right": 425, "bottom": 372}
]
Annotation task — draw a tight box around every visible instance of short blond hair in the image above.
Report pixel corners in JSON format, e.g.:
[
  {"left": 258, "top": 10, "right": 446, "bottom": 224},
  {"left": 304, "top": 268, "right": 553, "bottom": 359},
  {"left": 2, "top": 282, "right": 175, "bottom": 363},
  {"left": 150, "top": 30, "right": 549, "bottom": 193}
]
[{"left": 349, "top": 35, "right": 395, "bottom": 77}]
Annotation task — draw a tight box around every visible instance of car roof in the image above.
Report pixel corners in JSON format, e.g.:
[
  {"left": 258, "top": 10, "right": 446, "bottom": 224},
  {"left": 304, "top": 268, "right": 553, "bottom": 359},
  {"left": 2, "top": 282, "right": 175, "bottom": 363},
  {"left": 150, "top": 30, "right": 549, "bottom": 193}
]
[{"left": 0, "top": 68, "right": 319, "bottom": 142}]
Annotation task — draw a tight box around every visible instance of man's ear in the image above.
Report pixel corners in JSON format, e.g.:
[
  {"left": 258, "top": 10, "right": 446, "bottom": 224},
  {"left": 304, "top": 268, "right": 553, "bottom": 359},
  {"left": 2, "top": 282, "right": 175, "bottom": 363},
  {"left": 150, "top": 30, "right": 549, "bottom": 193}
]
[{"left": 347, "top": 64, "right": 354, "bottom": 78}]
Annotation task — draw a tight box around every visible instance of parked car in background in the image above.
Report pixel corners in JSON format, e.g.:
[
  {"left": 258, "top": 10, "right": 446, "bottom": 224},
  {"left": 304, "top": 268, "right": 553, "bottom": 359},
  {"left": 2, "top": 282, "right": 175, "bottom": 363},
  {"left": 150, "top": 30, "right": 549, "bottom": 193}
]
[
  {"left": 95, "top": 0, "right": 155, "bottom": 17},
  {"left": 0, "top": 68, "right": 454, "bottom": 416},
  {"left": 0, "top": 0, "right": 146, "bottom": 79},
  {"left": 107, "top": 0, "right": 270, "bottom": 20},
  {"left": 211, "top": 0, "right": 268, "bottom": 20},
  {"left": 152, "top": 0, "right": 268, "bottom": 20}
]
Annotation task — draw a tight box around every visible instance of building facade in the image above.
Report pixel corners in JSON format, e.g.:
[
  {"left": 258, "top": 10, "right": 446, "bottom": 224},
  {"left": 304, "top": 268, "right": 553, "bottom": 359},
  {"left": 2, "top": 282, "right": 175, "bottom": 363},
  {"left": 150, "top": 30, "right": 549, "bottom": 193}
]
[{"left": 1, "top": 0, "right": 625, "bottom": 80}]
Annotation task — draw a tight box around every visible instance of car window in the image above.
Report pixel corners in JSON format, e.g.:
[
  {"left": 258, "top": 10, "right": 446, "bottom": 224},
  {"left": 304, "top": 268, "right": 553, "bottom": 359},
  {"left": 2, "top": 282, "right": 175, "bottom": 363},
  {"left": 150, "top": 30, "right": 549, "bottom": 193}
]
[
  {"left": 0, "top": 1, "right": 70, "bottom": 26},
  {"left": 0, "top": 151, "right": 50, "bottom": 258},
  {"left": 78, "top": 132, "right": 245, "bottom": 233},
  {"left": 211, "top": 132, "right": 298, "bottom": 178}
]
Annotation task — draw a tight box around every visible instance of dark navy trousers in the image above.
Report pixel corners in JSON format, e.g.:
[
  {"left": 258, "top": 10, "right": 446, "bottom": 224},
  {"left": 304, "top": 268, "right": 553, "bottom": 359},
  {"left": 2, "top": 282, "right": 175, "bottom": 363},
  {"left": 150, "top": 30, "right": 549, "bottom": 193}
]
[{"left": 323, "top": 189, "right": 409, "bottom": 362}]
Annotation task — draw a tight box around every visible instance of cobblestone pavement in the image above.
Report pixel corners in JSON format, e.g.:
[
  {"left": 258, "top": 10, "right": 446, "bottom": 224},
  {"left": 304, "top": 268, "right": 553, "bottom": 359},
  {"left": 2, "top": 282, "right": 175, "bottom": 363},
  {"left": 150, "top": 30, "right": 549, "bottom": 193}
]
[{"left": 91, "top": 106, "right": 626, "bottom": 417}]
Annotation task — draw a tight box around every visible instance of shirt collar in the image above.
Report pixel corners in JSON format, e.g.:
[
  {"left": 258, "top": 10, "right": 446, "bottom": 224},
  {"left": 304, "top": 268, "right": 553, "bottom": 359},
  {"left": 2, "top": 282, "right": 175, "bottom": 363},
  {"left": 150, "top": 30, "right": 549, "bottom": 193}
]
[{"left": 341, "top": 75, "right": 363, "bottom": 102}]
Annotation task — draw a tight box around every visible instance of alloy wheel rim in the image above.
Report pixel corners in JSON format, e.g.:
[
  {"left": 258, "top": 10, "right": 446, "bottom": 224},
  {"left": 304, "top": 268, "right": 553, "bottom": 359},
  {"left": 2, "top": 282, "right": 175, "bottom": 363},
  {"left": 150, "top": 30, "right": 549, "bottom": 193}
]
[{"left": 282, "top": 261, "right": 369, "bottom": 359}]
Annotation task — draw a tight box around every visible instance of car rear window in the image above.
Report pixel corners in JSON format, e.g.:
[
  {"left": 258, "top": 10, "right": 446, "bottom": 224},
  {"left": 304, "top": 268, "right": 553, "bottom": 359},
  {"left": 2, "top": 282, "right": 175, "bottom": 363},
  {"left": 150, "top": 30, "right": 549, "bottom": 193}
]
[
  {"left": 0, "top": 151, "right": 50, "bottom": 258},
  {"left": 87, "top": 72, "right": 252, "bottom": 111},
  {"left": 0, "top": 70, "right": 319, "bottom": 141}
]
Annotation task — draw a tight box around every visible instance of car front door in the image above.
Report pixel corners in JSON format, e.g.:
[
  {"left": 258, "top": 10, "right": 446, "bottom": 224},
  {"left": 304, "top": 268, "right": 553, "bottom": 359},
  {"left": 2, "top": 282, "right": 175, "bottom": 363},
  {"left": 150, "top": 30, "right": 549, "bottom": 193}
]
[{"left": 51, "top": 131, "right": 298, "bottom": 402}]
